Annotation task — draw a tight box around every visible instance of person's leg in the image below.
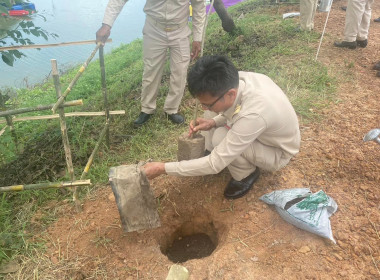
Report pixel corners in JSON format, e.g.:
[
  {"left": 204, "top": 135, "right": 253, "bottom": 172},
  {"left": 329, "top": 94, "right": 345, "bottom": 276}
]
[
  {"left": 165, "top": 32, "right": 191, "bottom": 115},
  {"left": 357, "top": 0, "right": 374, "bottom": 41},
  {"left": 208, "top": 126, "right": 290, "bottom": 181},
  {"left": 343, "top": 0, "right": 366, "bottom": 42},
  {"left": 309, "top": 0, "right": 319, "bottom": 30},
  {"left": 140, "top": 23, "right": 168, "bottom": 114},
  {"left": 300, "top": 0, "right": 315, "bottom": 31}
]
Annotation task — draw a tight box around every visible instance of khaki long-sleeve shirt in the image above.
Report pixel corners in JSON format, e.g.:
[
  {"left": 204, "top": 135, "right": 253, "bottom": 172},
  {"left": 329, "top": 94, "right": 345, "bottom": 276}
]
[
  {"left": 103, "top": 0, "right": 205, "bottom": 41},
  {"left": 165, "top": 71, "right": 301, "bottom": 177}
]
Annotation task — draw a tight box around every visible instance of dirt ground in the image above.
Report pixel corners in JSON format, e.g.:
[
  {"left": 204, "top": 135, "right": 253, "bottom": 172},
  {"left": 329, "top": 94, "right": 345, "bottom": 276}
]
[{"left": 15, "top": 2, "right": 380, "bottom": 279}]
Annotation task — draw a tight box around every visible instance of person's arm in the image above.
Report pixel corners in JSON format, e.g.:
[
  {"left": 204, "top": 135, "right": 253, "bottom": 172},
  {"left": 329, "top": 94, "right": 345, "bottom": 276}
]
[
  {"left": 166, "top": 114, "right": 267, "bottom": 177},
  {"left": 190, "top": 0, "right": 206, "bottom": 59},
  {"left": 96, "top": 0, "right": 128, "bottom": 44}
]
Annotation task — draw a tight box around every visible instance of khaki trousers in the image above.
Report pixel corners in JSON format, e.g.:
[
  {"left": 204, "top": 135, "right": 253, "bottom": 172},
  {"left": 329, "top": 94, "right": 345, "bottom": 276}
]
[
  {"left": 202, "top": 112, "right": 292, "bottom": 181},
  {"left": 141, "top": 19, "right": 191, "bottom": 114},
  {"left": 344, "top": 0, "right": 374, "bottom": 42},
  {"left": 300, "top": 0, "right": 318, "bottom": 31}
]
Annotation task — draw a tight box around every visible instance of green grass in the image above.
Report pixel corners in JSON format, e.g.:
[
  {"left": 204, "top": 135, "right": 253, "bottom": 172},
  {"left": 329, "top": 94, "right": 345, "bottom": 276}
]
[{"left": 0, "top": 0, "right": 338, "bottom": 265}]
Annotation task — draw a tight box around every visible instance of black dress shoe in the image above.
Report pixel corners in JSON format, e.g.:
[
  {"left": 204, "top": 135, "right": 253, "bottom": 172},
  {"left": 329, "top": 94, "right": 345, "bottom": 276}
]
[
  {"left": 165, "top": 113, "right": 184, "bottom": 124},
  {"left": 334, "top": 41, "right": 357, "bottom": 49},
  {"left": 374, "top": 17, "right": 380, "bottom": 22},
  {"left": 341, "top": 6, "right": 347, "bottom": 11},
  {"left": 204, "top": 150, "right": 211, "bottom": 156},
  {"left": 224, "top": 168, "right": 260, "bottom": 199},
  {"left": 133, "top": 112, "right": 152, "bottom": 127},
  {"left": 356, "top": 39, "right": 367, "bottom": 48},
  {"left": 373, "top": 61, "right": 380, "bottom": 71}
]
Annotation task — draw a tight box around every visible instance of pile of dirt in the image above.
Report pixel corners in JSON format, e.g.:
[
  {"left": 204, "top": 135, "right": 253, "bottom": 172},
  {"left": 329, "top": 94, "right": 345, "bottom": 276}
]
[{"left": 6, "top": 1, "right": 380, "bottom": 279}]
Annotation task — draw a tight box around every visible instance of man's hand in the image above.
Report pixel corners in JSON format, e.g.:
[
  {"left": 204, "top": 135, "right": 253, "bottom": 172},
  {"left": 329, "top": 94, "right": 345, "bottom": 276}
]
[
  {"left": 96, "top": 24, "right": 111, "bottom": 45},
  {"left": 141, "top": 162, "right": 166, "bottom": 180},
  {"left": 191, "top": 41, "right": 201, "bottom": 60},
  {"left": 189, "top": 118, "right": 216, "bottom": 136}
]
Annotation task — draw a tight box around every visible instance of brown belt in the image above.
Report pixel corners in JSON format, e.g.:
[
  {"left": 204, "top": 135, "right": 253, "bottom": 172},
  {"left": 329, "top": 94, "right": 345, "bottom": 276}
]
[{"left": 146, "top": 16, "right": 188, "bottom": 32}]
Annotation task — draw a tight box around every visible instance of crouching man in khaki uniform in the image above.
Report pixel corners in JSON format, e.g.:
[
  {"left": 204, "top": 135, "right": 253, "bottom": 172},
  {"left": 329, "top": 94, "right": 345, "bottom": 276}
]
[
  {"left": 96, "top": 0, "right": 205, "bottom": 127},
  {"left": 143, "top": 56, "right": 301, "bottom": 199}
]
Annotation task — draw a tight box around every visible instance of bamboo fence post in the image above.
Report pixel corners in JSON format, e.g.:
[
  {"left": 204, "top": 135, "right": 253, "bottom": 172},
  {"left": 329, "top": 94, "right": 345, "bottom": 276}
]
[
  {"left": 0, "top": 110, "right": 125, "bottom": 124},
  {"left": 80, "top": 122, "right": 109, "bottom": 181},
  {"left": 51, "top": 59, "right": 80, "bottom": 211},
  {"left": 0, "top": 125, "right": 7, "bottom": 137},
  {"left": 0, "top": 180, "right": 91, "bottom": 193},
  {"left": 0, "top": 93, "right": 19, "bottom": 150},
  {"left": 0, "top": 100, "right": 83, "bottom": 117},
  {"left": 0, "top": 39, "right": 112, "bottom": 52},
  {"left": 52, "top": 42, "right": 102, "bottom": 113},
  {"left": 201, "top": 0, "right": 215, "bottom": 57},
  {"left": 5, "top": 115, "right": 18, "bottom": 151},
  {"left": 99, "top": 46, "right": 110, "bottom": 148}
]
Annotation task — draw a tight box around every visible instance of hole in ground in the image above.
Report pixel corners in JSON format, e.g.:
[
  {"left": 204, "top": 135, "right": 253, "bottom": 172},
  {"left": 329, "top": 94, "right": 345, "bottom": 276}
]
[{"left": 160, "top": 219, "right": 218, "bottom": 263}]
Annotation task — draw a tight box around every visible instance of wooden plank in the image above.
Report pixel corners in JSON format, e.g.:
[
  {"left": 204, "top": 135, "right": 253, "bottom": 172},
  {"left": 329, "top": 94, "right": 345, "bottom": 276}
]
[{"left": 0, "top": 39, "right": 112, "bottom": 52}]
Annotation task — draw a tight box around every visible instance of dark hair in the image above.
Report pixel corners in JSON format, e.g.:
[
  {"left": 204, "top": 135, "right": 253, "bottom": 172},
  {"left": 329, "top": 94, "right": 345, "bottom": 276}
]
[{"left": 187, "top": 55, "right": 239, "bottom": 98}]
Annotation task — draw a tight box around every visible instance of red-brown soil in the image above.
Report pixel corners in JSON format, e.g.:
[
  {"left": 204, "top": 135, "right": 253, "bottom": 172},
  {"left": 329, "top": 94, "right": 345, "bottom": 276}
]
[{"left": 10, "top": 1, "right": 380, "bottom": 279}]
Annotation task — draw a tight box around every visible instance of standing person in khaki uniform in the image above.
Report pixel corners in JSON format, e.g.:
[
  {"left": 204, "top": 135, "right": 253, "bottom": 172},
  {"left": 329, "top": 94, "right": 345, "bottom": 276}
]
[
  {"left": 96, "top": 0, "right": 206, "bottom": 127},
  {"left": 334, "top": 0, "right": 374, "bottom": 49},
  {"left": 299, "top": 0, "right": 318, "bottom": 31},
  {"left": 142, "top": 56, "right": 301, "bottom": 199}
]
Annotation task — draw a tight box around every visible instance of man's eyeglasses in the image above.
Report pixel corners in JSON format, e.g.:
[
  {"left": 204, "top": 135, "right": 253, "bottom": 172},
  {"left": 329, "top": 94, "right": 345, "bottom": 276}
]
[{"left": 200, "top": 90, "right": 229, "bottom": 110}]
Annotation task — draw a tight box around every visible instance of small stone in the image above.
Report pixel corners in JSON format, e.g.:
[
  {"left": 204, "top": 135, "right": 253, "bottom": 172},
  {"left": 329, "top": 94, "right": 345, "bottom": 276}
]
[
  {"left": 299, "top": 246, "right": 310, "bottom": 253},
  {"left": 359, "top": 185, "right": 368, "bottom": 191},
  {"left": 108, "top": 192, "right": 116, "bottom": 202},
  {"left": 0, "top": 260, "right": 20, "bottom": 274},
  {"left": 250, "top": 256, "right": 259, "bottom": 262},
  {"left": 166, "top": 264, "right": 189, "bottom": 280}
]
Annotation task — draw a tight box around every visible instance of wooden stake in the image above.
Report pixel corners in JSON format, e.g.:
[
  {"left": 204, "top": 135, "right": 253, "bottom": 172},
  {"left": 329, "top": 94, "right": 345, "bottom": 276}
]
[
  {"left": 51, "top": 59, "right": 78, "bottom": 210},
  {"left": 52, "top": 42, "right": 102, "bottom": 113},
  {"left": 0, "top": 100, "right": 83, "bottom": 117},
  {"left": 0, "top": 180, "right": 91, "bottom": 193},
  {"left": 99, "top": 46, "right": 110, "bottom": 148},
  {"left": 191, "top": 99, "right": 199, "bottom": 139},
  {"left": 0, "top": 39, "right": 112, "bottom": 52}
]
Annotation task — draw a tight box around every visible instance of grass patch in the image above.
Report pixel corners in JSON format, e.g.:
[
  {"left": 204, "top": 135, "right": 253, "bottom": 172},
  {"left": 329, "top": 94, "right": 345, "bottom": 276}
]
[{"left": 0, "top": 0, "right": 338, "bottom": 265}]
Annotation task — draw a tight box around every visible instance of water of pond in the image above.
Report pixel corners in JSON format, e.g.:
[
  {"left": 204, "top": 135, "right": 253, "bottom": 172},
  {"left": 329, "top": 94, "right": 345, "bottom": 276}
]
[{"left": 0, "top": 0, "right": 146, "bottom": 88}]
